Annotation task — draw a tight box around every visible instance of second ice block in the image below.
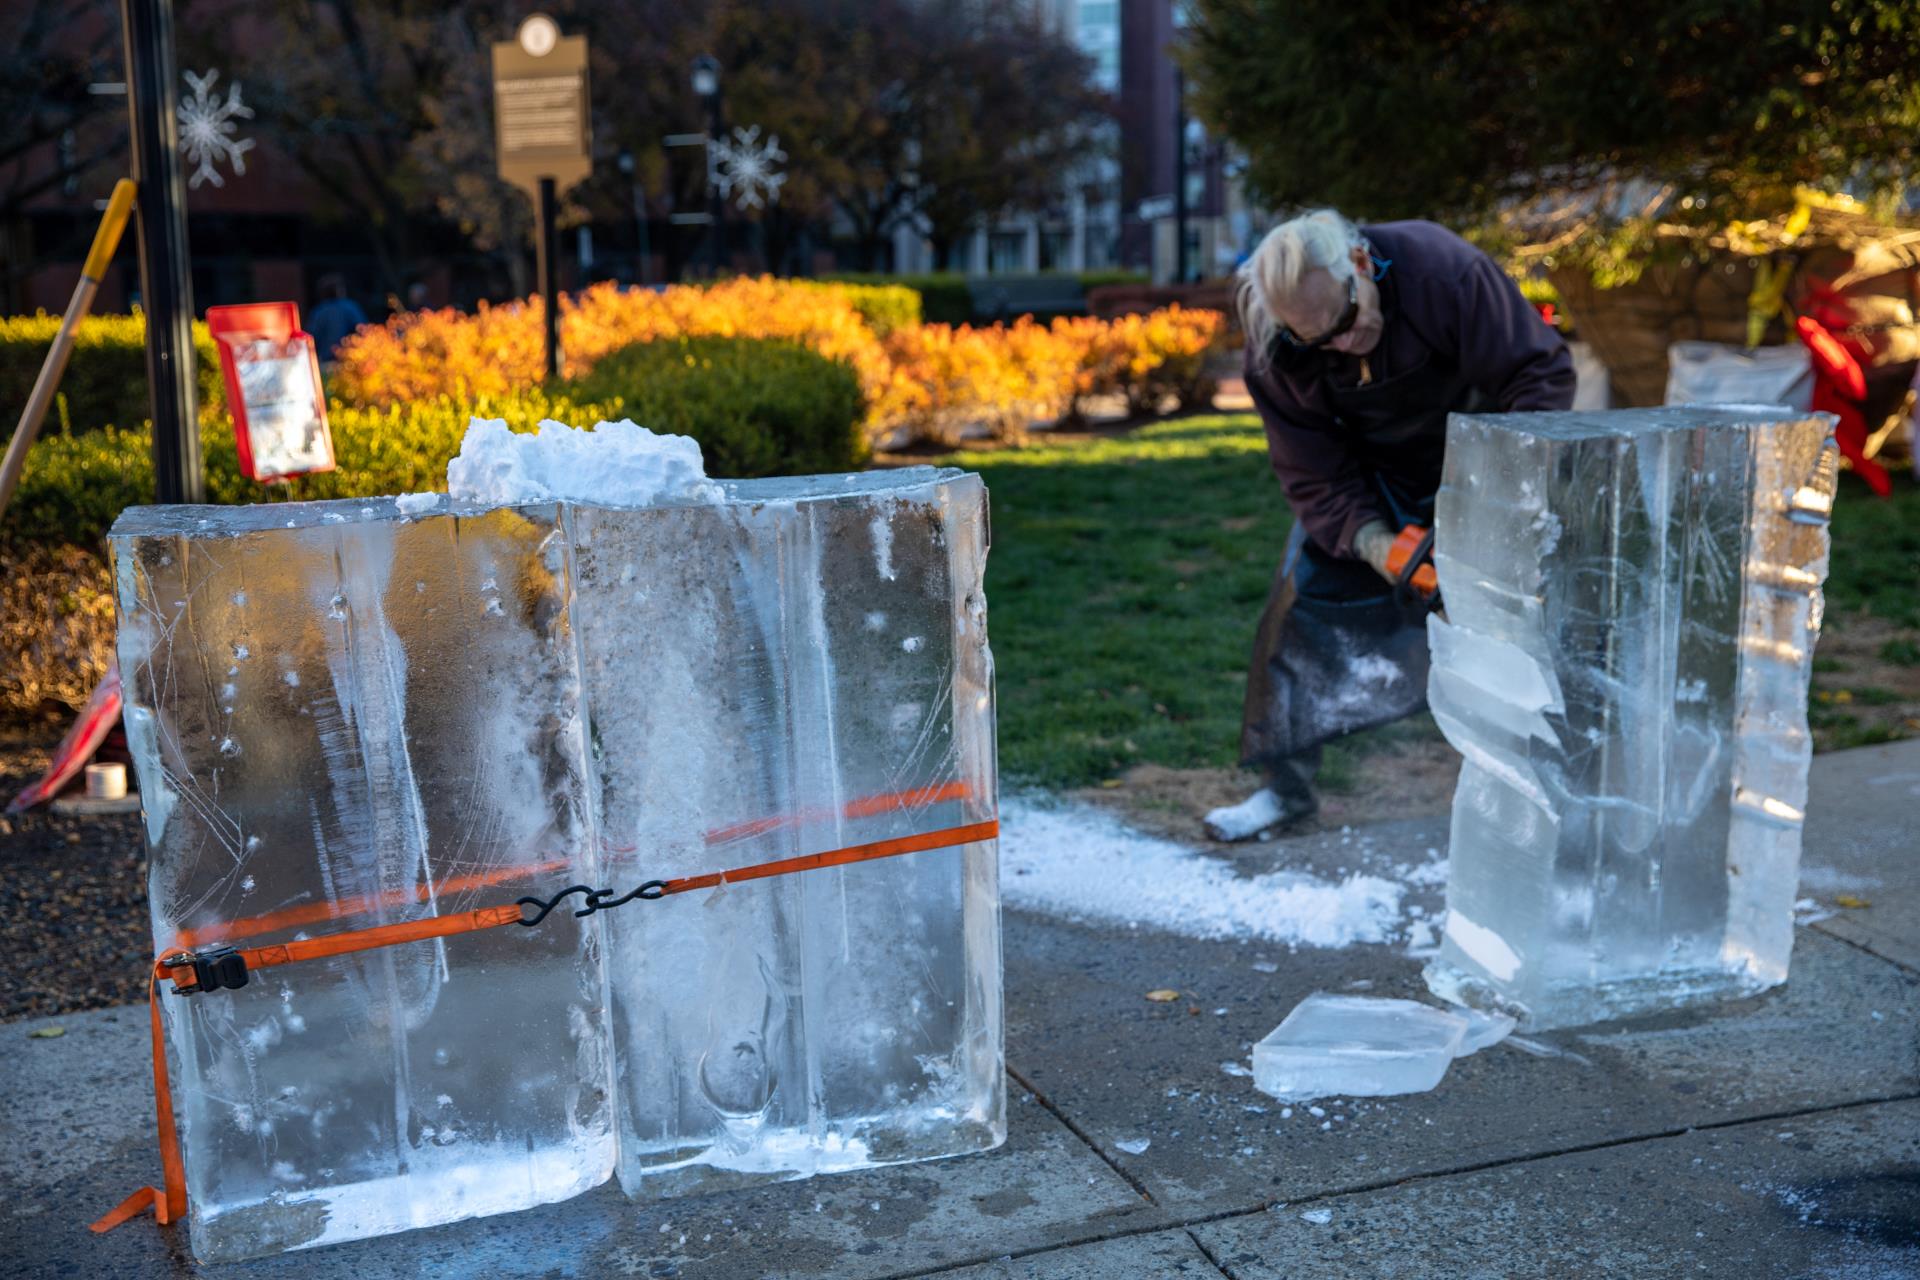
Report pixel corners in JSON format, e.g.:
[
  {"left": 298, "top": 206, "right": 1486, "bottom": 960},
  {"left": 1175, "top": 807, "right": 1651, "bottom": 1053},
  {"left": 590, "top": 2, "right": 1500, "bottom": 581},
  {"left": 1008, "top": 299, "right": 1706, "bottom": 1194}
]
[
  {"left": 1423, "top": 406, "right": 1836, "bottom": 1029},
  {"left": 571, "top": 467, "right": 1005, "bottom": 1196}
]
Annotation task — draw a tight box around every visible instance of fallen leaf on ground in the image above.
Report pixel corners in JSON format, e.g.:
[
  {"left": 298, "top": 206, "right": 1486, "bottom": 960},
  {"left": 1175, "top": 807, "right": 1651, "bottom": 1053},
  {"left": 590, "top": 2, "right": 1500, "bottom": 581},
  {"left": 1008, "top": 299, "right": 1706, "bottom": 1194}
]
[
  {"left": 1145, "top": 989, "right": 1180, "bottom": 1002},
  {"left": 1835, "top": 894, "right": 1872, "bottom": 909},
  {"left": 28, "top": 1026, "right": 65, "bottom": 1039}
]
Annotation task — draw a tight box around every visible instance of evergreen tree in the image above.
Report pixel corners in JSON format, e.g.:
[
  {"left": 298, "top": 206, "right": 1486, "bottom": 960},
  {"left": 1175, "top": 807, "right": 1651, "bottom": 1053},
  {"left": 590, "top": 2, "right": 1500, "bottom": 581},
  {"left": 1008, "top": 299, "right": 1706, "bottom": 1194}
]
[{"left": 1183, "top": 0, "right": 1920, "bottom": 235}]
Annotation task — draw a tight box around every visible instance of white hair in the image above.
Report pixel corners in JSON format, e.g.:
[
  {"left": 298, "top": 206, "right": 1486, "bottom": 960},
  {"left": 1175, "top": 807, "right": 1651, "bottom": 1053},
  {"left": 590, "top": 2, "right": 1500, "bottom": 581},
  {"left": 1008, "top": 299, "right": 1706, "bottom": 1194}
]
[{"left": 1236, "top": 209, "right": 1365, "bottom": 367}]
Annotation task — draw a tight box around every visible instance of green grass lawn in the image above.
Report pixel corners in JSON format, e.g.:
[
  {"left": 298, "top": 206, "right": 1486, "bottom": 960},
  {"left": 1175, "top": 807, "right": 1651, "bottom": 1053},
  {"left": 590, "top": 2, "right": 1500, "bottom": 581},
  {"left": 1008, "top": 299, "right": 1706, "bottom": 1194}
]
[
  {"left": 1826, "top": 466, "right": 1920, "bottom": 629},
  {"left": 940, "top": 414, "right": 1288, "bottom": 787},
  {"left": 939, "top": 413, "right": 1920, "bottom": 787},
  {"left": 1813, "top": 456, "right": 1920, "bottom": 748}
]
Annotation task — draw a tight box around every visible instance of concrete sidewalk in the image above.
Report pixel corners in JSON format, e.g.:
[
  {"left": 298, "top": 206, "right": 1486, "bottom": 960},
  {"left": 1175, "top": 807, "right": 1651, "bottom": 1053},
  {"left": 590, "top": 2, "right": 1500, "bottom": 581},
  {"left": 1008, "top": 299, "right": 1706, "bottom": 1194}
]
[{"left": 3, "top": 741, "right": 1916, "bottom": 1278}]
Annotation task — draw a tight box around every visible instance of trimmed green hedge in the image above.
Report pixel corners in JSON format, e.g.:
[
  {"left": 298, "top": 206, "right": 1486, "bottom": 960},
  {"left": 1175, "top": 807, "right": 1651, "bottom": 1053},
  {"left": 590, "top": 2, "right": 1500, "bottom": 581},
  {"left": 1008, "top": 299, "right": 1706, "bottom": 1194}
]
[
  {"left": 564, "top": 336, "right": 866, "bottom": 478},
  {"left": 1076, "top": 270, "right": 1153, "bottom": 293},
  {"left": 0, "top": 311, "right": 224, "bottom": 434}
]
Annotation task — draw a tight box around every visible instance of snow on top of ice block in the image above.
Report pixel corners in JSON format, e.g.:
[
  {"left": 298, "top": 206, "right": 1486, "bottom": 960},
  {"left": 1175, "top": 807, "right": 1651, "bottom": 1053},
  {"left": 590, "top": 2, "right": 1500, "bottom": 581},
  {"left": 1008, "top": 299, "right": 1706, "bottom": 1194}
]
[
  {"left": 999, "top": 796, "right": 1427, "bottom": 947},
  {"left": 447, "top": 417, "right": 723, "bottom": 507},
  {"left": 1449, "top": 405, "right": 1832, "bottom": 441}
]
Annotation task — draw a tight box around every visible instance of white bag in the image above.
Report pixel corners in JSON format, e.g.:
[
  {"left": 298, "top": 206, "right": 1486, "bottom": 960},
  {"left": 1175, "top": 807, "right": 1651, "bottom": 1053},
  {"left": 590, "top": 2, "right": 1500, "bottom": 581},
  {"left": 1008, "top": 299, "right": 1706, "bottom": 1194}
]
[
  {"left": 1664, "top": 341, "right": 1813, "bottom": 410},
  {"left": 1569, "top": 340, "right": 1611, "bottom": 411}
]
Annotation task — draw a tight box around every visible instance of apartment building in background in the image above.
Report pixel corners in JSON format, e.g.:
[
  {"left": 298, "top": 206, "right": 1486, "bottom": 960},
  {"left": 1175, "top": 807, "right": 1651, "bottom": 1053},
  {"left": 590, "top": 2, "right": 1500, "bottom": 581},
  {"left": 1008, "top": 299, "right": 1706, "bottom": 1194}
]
[{"left": 888, "top": 0, "right": 1247, "bottom": 280}]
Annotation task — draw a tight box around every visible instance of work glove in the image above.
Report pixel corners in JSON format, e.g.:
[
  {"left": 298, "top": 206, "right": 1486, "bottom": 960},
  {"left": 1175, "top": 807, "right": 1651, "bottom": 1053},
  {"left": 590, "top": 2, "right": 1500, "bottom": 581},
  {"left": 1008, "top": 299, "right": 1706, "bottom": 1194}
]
[{"left": 1353, "top": 520, "right": 1398, "bottom": 583}]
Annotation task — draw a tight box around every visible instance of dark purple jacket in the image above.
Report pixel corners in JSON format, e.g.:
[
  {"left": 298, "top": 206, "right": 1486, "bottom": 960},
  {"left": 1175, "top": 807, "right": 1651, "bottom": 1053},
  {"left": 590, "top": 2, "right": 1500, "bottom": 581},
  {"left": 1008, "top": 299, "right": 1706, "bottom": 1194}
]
[{"left": 1247, "top": 220, "right": 1575, "bottom": 558}]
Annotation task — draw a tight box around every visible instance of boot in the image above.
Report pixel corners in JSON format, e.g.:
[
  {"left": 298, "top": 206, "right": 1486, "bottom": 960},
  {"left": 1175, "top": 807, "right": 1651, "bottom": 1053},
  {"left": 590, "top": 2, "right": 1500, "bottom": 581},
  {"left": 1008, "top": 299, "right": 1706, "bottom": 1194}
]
[{"left": 1204, "top": 749, "right": 1319, "bottom": 841}]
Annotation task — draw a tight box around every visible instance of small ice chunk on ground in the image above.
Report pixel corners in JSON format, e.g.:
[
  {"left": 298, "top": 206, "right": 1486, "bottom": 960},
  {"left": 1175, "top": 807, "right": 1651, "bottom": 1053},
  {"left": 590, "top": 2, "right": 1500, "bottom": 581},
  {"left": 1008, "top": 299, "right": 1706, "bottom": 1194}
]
[
  {"left": 446, "top": 416, "right": 722, "bottom": 507},
  {"left": 1253, "top": 993, "right": 1506, "bottom": 1101},
  {"left": 1203, "top": 787, "right": 1286, "bottom": 841},
  {"left": 1504, "top": 1035, "right": 1594, "bottom": 1066},
  {"left": 1299, "top": 1208, "right": 1333, "bottom": 1225},
  {"left": 1221, "top": 1061, "right": 1254, "bottom": 1078},
  {"left": 1793, "top": 897, "right": 1835, "bottom": 925},
  {"left": 394, "top": 491, "right": 442, "bottom": 515},
  {"left": 1458, "top": 1008, "right": 1517, "bottom": 1055},
  {"left": 1114, "top": 1137, "right": 1151, "bottom": 1155}
]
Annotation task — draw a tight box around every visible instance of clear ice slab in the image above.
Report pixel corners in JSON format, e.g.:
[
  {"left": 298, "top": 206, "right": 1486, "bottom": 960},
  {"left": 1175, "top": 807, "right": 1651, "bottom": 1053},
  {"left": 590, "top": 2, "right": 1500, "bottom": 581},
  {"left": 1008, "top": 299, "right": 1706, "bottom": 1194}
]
[
  {"left": 110, "top": 498, "right": 615, "bottom": 1263},
  {"left": 569, "top": 469, "right": 1004, "bottom": 1197},
  {"left": 107, "top": 465, "right": 1003, "bottom": 1260},
  {"left": 1251, "top": 994, "right": 1512, "bottom": 1101},
  {"left": 1422, "top": 406, "right": 1837, "bottom": 1030}
]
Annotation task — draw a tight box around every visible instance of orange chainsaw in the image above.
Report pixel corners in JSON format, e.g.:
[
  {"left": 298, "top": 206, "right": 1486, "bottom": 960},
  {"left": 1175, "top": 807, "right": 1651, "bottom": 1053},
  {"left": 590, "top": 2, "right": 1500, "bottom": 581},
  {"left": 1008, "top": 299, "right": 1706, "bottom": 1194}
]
[{"left": 1385, "top": 523, "right": 1440, "bottom": 610}]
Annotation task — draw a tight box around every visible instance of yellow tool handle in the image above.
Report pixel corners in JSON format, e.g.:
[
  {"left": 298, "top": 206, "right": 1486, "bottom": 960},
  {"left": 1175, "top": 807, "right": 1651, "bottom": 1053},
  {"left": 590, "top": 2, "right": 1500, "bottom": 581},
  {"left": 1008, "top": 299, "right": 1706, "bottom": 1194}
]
[
  {"left": 82, "top": 179, "right": 137, "bottom": 282},
  {"left": 0, "top": 178, "right": 138, "bottom": 518}
]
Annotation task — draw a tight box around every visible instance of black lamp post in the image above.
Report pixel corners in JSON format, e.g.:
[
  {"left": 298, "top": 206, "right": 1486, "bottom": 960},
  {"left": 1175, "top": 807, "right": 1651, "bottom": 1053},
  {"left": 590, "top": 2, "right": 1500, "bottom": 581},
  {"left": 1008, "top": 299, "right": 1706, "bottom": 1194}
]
[
  {"left": 121, "top": 0, "right": 202, "bottom": 502},
  {"left": 1172, "top": 66, "right": 1189, "bottom": 284},
  {"left": 691, "top": 54, "right": 725, "bottom": 277}
]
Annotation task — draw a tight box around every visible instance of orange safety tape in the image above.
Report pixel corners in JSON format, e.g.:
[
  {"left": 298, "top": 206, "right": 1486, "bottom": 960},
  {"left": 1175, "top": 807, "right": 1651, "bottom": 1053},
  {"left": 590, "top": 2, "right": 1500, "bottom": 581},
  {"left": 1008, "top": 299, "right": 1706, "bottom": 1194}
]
[{"left": 96, "top": 812, "right": 997, "bottom": 1236}]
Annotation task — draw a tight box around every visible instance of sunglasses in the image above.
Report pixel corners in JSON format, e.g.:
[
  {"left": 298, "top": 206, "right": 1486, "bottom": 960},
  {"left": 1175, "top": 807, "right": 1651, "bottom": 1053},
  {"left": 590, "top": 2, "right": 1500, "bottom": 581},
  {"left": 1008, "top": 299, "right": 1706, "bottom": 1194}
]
[{"left": 1278, "top": 275, "right": 1359, "bottom": 349}]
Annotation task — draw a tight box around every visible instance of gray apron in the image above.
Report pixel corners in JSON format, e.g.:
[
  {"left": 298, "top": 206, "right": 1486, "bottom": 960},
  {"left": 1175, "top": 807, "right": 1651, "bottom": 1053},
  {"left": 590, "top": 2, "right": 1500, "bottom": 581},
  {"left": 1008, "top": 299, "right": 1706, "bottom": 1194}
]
[{"left": 1238, "top": 337, "right": 1491, "bottom": 768}]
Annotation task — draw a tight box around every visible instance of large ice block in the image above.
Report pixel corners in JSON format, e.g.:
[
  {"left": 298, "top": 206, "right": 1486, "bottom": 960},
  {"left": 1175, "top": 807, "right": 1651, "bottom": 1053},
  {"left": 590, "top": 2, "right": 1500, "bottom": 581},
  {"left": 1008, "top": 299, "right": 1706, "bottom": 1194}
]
[
  {"left": 1422, "top": 407, "right": 1836, "bottom": 1029},
  {"left": 109, "top": 499, "right": 615, "bottom": 1263},
  {"left": 570, "top": 467, "right": 1005, "bottom": 1196}
]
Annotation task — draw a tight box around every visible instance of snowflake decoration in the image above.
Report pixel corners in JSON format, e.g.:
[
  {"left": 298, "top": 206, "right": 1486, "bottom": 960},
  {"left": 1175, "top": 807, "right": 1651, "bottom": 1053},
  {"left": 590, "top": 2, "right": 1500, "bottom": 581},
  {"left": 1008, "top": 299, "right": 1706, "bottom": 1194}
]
[
  {"left": 710, "top": 125, "right": 787, "bottom": 210},
  {"left": 178, "top": 69, "right": 255, "bottom": 190}
]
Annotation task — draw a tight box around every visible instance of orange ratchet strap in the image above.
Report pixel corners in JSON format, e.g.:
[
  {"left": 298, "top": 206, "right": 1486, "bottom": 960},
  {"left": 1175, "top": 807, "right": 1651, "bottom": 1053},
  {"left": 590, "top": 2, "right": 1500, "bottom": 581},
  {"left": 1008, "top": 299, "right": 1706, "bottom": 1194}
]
[
  {"left": 93, "top": 808, "right": 996, "bottom": 1234},
  {"left": 89, "top": 974, "right": 185, "bottom": 1231},
  {"left": 169, "top": 782, "right": 977, "bottom": 952},
  {"left": 156, "top": 904, "right": 525, "bottom": 995},
  {"left": 671, "top": 819, "right": 998, "bottom": 893}
]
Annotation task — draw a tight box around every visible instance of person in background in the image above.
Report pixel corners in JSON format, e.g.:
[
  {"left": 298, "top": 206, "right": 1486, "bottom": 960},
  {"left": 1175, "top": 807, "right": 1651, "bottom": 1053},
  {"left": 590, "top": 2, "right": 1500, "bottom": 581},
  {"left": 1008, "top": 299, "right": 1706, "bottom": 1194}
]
[
  {"left": 1206, "top": 209, "right": 1575, "bottom": 841},
  {"left": 306, "top": 274, "right": 368, "bottom": 362}
]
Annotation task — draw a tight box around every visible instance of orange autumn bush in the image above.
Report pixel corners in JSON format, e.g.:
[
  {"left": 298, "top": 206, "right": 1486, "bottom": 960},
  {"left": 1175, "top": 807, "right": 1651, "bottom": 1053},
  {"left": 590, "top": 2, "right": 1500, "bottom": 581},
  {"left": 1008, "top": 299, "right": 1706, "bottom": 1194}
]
[
  {"left": 1054, "top": 305, "right": 1226, "bottom": 416},
  {"left": 328, "top": 298, "right": 545, "bottom": 405},
  {"left": 331, "top": 280, "right": 1226, "bottom": 450},
  {"left": 875, "top": 318, "right": 1086, "bottom": 447},
  {"left": 560, "top": 278, "right": 893, "bottom": 399},
  {"left": 1121, "top": 305, "right": 1226, "bottom": 412},
  {"left": 875, "top": 306, "right": 1227, "bottom": 446},
  {"left": 332, "top": 278, "right": 891, "bottom": 408}
]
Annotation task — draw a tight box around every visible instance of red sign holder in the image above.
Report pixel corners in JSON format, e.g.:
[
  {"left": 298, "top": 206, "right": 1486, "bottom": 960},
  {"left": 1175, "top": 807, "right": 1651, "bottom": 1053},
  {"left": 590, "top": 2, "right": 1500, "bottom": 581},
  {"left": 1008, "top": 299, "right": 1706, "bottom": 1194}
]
[{"left": 206, "top": 303, "right": 336, "bottom": 483}]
